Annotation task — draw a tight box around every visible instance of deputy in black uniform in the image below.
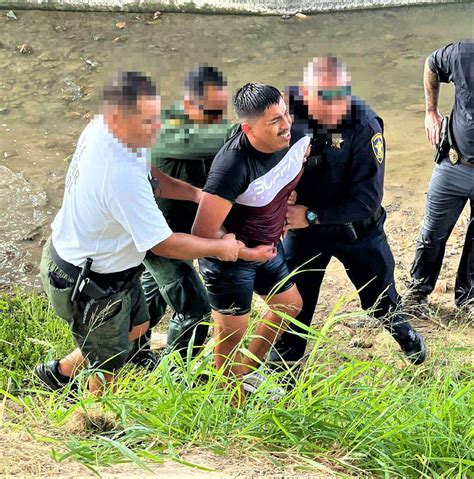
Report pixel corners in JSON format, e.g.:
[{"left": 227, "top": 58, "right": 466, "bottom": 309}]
[
  {"left": 272, "top": 56, "right": 426, "bottom": 365},
  {"left": 406, "top": 41, "right": 474, "bottom": 313}
]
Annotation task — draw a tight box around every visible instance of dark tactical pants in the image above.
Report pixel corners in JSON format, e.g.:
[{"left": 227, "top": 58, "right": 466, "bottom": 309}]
[
  {"left": 40, "top": 239, "right": 149, "bottom": 371},
  {"left": 141, "top": 252, "right": 210, "bottom": 357},
  {"left": 273, "top": 210, "right": 411, "bottom": 362},
  {"left": 411, "top": 159, "right": 474, "bottom": 306}
]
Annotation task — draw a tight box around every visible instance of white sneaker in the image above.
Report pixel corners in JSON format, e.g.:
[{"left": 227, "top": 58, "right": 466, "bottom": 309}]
[{"left": 242, "top": 369, "right": 285, "bottom": 400}]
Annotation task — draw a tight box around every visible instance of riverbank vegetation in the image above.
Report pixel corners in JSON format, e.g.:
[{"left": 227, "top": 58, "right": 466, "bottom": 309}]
[{"left": 0, "top": 291, "right": 472, "bottom": 478}]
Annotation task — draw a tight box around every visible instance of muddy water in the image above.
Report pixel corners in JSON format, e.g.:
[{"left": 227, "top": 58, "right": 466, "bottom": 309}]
[{"left": 0, "top": 4, "right": 473, "bottom": 290}]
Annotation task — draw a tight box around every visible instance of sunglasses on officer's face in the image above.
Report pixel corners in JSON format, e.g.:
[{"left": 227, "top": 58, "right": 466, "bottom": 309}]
[{"left": 317, "top": 85, "right": 352, "bottom": 101}]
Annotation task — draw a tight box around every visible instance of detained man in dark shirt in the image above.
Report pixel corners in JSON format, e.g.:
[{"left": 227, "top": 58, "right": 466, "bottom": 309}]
[
  {"left": 407, "top": 41, "right": 474, "bottom": 315},
  {"left": 192, "top": 83, "right": 309, "bottom": 388},
  {"left": 271, "top": 56, "right": 426, "bottom": 366}
]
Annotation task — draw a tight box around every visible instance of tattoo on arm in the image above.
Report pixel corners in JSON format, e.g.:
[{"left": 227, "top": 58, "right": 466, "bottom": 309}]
[{"left": 424, "top": 59, "right": 440, "bottom": 113}]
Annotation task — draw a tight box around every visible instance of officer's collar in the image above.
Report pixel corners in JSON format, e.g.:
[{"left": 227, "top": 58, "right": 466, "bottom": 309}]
[{"left": 165, "top": 101, "right": 193, "bottom": 124}]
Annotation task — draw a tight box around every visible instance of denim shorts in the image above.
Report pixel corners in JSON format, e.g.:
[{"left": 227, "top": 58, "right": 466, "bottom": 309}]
[{"left": 198, "top": 241, "right": 293, "bottom": 316}]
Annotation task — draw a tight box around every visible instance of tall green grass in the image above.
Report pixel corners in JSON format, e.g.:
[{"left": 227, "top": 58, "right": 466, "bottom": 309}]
[
  {"left": 1, "top": 291, "right": 473, "bottom": 478},
  {"left": 0, "top": 292, "right": 74, "bottom": 391}
]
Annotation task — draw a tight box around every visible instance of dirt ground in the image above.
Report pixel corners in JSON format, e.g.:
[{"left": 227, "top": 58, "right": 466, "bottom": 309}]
[{"left": 0, "top": 429, "right": 342, "bottom": 479}]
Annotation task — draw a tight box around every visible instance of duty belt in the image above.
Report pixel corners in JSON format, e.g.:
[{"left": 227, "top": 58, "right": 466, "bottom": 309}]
[
  {"left": 460, "top": 158, "right": 474, "bottom": 169},
  {"left": 439, "top": 112, "right": 474, "bottom": 168},
  {"left": 50, "top": 242, "right": 143, "bottom": 300},
  {"left": 310, "top": 207, "right": 384, "bottom": 241},
  {"left": 446, "top": 148, "right": 474, "bottom": 168},
  {"left": 353, "top": 206, "right": 384, "bottom": 231}
]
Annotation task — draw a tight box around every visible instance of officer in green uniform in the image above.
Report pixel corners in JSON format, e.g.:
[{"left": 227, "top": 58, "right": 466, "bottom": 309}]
[{"left": 134, "top": 66, "right": 236, "bottom": 364}]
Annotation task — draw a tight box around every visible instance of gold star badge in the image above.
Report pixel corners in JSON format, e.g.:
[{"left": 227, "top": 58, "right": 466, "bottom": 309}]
[
  {"left": 371, "top": 133, "right": 384, "bottom": 164},
  {"left": 331, "top": 134, "right": 344, "bottom": 150}
]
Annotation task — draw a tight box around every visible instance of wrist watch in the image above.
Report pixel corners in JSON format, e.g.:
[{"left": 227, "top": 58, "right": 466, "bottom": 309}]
[{"left": 305, "top": 209, "right": 319, "bottom": 225}]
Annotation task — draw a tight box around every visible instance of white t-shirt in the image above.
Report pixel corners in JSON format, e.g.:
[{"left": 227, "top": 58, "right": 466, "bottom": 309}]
[{"left": 52, "top": 115, "right": 172, "bottom": 273}]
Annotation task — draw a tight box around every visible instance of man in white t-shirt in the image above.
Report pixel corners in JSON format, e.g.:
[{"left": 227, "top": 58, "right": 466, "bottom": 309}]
[{"left": 36, "top": 72, "right": 243, "bottom": 395}]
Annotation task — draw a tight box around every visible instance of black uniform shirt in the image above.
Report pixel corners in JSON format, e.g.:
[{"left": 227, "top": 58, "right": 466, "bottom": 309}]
[
  {"left": 428, "top": 40, "right": 474, "bottom": 162},
  {"left": 288, "top": 87, "right": 385, "bottom": 224}
]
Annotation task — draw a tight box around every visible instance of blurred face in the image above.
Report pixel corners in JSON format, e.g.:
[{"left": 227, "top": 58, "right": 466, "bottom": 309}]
[
  {"left": 303, "top": 73, "right": 351, "bottom": 128},
  {"left": 242, "top": 97, "right": 292, "bottom": 153},
  {"left": 186, "top": 84, "right": 228, "bottom": 124},
  {"left": 113, "top": 95, "right": 161, "bottom": 149}
]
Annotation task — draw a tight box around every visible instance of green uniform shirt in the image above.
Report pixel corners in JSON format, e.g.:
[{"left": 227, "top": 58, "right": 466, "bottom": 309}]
[{"left": 151, "top": 102, "right": 238, "bottom": 233}]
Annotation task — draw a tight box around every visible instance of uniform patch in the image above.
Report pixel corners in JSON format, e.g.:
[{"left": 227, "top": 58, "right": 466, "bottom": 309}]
[
  {"left": 168, "top": 118, "right": 183, "bottom": 127},
  {"left": 371, "top": 133, "right": 384, "bottom": 164}
]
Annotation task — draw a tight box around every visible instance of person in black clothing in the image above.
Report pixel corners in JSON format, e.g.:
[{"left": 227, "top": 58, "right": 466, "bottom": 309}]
[
  {"left": 192, "top": 83, "right": 309, "bottom": 381},
  {"left": 406, "top": 41, "right": 474, "bottom": 314},
  {"left": 271, "top": 56, "right": 427, "bottom": 365}
]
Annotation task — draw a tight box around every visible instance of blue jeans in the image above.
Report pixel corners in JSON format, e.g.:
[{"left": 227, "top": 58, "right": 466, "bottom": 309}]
[{"left": 411, "top": 159, "right": 474, "bottom": 305}]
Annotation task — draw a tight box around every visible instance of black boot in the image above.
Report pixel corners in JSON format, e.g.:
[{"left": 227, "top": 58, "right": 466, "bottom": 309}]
[
  {"left": 128, "top": 330, "right": 159, "bottom": 371},
  {"left": 392, "top": 323, "right": 427, "bottom": 365},
  {"left": 402, "top": 286, "right": 429, "bottom": 309}
]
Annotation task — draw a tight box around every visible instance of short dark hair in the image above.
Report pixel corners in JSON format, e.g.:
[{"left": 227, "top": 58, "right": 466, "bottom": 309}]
[
  {"left": 232, "top": 83, "right": 282, "bottom": 120},
  {"left": 102, "top": 71, "right": 157, "bottom": 109},
  {"left": 184, "top": 65, "right": 226, "bottom": 98}
]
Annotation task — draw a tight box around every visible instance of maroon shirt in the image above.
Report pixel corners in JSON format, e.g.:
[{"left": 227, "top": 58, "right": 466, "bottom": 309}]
[{"left": 203, "top": 131, "right": 310, "bottom": 246}]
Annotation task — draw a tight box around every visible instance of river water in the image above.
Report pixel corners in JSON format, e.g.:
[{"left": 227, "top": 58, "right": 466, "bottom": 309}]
[{"left": 0, "top": 3, "right": 472, "bottom": 290}]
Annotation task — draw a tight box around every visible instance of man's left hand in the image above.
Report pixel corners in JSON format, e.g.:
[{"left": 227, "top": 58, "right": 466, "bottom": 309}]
[{"left": 284, "top": 205, "right": 309, "bottom": 233}]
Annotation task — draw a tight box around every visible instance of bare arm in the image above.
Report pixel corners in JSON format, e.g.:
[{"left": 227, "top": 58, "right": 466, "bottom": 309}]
[
  {"left": 151, "top": 232, "right": 243, "bottom": 261},
  {"left": 151, "top": 167, "right": 201, "bottom": 203},
  {"left": 192, "top": 192, "right": 276, "bottom": 262},
  {"left": 192, "top": 192, "right": 232, "bottom": 239},
  {"left": 424, "top": 58, "right": 443, "bottom": 148}
]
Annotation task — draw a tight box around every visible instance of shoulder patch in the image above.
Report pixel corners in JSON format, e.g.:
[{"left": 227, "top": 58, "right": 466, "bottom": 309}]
[{"left": 371, "top": 133, "right": 384, "bottom": 164}]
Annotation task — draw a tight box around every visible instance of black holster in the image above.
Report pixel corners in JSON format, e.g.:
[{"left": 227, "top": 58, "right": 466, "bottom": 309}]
[
  {"left": 434, "top": 116, "right": 450, "bottom": 164},
  {"left": 50, "top": 242, "right": 142, "bottom": 302}
]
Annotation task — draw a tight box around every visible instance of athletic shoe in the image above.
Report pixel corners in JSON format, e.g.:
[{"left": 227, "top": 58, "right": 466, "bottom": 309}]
[
  {"left": 242, "top": 369, "right": 285, "bottom": 400},
  {"left": 34, "top": 360, "right": 74, "bottom": 391}
]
